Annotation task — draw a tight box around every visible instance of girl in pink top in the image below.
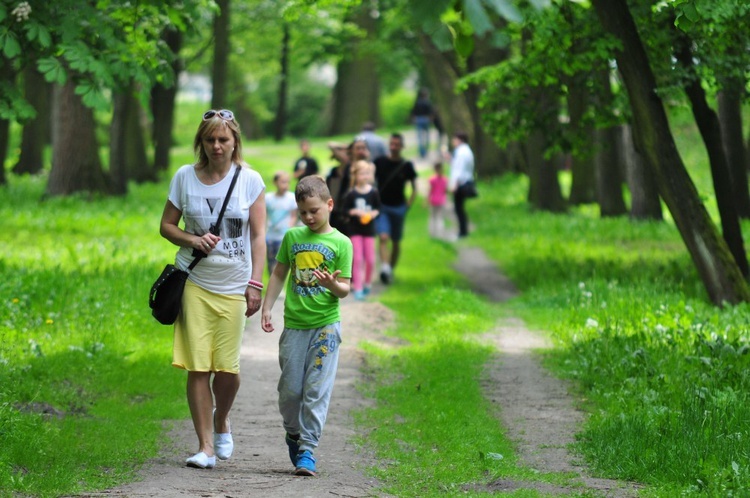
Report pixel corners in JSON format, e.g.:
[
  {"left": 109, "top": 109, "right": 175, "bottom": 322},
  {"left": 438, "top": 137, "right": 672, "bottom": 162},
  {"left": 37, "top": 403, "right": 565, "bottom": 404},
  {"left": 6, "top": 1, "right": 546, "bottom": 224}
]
[{"left": 428, "top": 162, "right": 448, "bottom": 238}]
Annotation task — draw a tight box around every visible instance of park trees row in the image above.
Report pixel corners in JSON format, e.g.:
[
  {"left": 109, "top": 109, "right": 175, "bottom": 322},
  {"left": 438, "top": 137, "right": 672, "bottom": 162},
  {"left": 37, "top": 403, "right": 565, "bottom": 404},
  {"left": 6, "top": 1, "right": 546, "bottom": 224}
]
[
  {"left": 392, "top": 0, "right": 750, "bottom": 304},
  {"left": 2, "top": 0, "right": 750, "bottom": 304}
]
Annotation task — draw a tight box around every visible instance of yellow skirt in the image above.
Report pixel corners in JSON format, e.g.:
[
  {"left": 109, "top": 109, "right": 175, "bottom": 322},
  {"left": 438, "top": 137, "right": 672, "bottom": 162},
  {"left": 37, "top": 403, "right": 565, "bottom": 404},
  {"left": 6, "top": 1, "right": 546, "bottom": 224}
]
[{"left": 172, "top": 280, "right": 246, "bottom": 373}]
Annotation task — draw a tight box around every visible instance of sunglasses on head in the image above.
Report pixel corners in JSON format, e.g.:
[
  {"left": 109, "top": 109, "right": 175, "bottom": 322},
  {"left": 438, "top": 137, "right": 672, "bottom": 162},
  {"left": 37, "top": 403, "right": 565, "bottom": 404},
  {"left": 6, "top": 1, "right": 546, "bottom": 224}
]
[{"left": 203, "top": 109, "right": 234, "bottom": 121}]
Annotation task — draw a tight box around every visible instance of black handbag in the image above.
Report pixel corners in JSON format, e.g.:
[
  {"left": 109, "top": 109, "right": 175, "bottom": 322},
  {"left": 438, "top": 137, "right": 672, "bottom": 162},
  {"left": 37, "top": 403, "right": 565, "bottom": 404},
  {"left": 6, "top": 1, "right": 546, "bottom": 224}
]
[
  {"left": 149, "top": 165, "right": 241, "bottom": 325},
  {"left": 459, "top": 180, "right": 478, "bottom": 198}
]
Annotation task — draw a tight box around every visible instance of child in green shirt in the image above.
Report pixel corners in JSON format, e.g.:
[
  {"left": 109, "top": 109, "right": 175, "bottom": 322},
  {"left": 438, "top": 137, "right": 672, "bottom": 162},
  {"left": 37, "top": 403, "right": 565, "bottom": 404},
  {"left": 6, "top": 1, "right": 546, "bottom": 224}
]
[{"left": 261, "top": 175, "right": 353, "bottom": 476}]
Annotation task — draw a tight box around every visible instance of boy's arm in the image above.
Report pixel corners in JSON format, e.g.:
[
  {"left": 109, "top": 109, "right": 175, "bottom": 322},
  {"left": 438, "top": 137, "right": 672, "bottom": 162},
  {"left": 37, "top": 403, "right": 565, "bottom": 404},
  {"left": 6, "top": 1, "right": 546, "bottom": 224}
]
[{"left": 261, "top": 262, "right": 290, "bottom": 333}]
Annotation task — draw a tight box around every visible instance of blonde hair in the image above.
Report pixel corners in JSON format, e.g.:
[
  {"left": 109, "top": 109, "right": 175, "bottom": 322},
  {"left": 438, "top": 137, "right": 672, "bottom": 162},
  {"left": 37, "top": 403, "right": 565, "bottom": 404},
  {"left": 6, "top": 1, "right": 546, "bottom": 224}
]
[
  {"left": 349, "top": 160, "right": 373, "bottom": 188},
  {"left": 193, "top": 112, "right": 244, "bottom": 167}
]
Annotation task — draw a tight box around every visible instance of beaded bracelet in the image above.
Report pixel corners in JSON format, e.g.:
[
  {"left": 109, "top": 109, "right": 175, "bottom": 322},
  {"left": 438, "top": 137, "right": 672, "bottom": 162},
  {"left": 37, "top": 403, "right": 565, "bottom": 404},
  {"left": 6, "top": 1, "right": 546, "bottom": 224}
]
[{"left": 247, "top": 279, "right": 264, "bottom": 291}]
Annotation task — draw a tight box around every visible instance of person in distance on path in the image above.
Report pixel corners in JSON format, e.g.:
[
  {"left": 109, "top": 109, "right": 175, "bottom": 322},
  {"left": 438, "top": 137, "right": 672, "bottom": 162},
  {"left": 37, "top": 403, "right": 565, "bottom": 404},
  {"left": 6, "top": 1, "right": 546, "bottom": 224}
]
[{"left": 373, "top": 133, "right": 417, "bottom": 284}]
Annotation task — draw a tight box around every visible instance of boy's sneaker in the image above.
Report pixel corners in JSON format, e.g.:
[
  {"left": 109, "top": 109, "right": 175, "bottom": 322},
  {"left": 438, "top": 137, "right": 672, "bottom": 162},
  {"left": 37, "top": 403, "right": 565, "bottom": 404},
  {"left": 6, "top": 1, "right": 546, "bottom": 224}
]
[
  {"left": 294, "top": 450, "right": 317, "bottom": 476},
  {"left": 363, "top": 286, "right": 371, "bottom": 296},
  {"left": 353, "top": 290, "right": 366, "bottom": 301},
  {"left": 285, "top": 433, "right": 300, "bottom": 466}
]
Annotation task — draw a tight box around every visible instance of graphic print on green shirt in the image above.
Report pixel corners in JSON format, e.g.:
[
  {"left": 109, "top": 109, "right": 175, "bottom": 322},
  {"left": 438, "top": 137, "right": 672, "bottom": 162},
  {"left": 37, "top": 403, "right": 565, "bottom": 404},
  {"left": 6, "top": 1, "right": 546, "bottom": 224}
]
[{"left": 278, "top": 227, "right": 353, "bottom": 329}]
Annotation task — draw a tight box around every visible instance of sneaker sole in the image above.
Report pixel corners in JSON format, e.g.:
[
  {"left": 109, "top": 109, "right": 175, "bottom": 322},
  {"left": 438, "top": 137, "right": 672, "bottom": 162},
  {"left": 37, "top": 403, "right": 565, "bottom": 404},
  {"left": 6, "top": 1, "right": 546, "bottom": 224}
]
[{"left": 294, "top": 467, "right": 316, "bottom": 477}]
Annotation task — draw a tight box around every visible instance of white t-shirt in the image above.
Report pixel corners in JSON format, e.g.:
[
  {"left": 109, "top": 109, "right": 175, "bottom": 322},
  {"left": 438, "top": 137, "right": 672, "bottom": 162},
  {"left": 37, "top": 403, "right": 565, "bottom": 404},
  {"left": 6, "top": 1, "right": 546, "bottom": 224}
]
[
  {"left": 449, "top": 142, "right": 475, "bottom": 189},
  {"left": 168, "top": 164, "right": 265, "bottom": 295},
  {"left": 265, "top": 191, "right": 297, "bottom": 242}
]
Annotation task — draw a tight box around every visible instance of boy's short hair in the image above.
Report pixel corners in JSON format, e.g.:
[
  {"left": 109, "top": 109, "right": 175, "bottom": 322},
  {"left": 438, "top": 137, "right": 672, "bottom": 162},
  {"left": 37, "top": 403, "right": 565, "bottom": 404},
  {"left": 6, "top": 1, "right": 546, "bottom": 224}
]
[{"left": 296, "top": 175, "right": 331, "bottom": 202}]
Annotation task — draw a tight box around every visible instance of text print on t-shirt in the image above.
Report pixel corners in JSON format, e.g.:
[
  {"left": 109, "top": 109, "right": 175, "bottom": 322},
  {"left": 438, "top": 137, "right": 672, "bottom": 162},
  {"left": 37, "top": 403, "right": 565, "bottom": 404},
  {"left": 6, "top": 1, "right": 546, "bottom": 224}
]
[{"left": 188, "top": 194, "right": 246, "bottom": 259}]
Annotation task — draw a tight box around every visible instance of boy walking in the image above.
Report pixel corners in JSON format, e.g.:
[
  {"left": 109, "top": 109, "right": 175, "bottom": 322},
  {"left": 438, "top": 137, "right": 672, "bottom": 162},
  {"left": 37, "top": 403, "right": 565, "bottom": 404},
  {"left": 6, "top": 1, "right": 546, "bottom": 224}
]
[{"left": 261, "top": 175, "right": 353, "bottom": 476}]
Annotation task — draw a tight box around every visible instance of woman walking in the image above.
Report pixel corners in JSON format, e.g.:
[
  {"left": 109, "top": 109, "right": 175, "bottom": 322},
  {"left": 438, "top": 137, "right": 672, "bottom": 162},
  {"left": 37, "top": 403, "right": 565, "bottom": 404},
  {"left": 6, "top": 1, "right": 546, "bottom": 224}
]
[{"left": 159, "top": 109, "right": 266, "bottom": 468}]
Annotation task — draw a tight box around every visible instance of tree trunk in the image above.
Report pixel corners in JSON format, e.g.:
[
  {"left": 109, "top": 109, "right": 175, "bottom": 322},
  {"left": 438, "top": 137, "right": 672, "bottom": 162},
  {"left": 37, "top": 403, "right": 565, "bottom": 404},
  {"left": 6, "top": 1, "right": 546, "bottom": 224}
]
[
  {"left": 593, "top": 0, "right": 750, "bottom": 305},
  {"left": 151, "top": 28, "right": 183, "bottom": 174},
  {"left": 273, "top": 22, "right": 290, "bottom": 142},
  {"left": 0, "top": 55, "right": 16, "bottom": 185},
  {"left": 620, "top": 124, "right": 662, "bottom": 220},
  {"left": 526, "top": 88, "right": 566, "bottom": 212},
  {"left": 567, "top": 75, "right": 596, "bottom": 205},
  {"left": 526, "top": 128, "right": 566, "bottom": 213},
  {"left": 465, "top": 41, "right": 511, "bottom": 177},
  {"left": 47, "top": 80, "right": 107, "bottom": 196},
  {"left": 0, "top": 117, "right": 8, "bottom": 186},
  {"left": 417, "top": 33, "right": 473, "bottom": 143},
  {"left": 674, "top": 36, "right": 749, "bottom": 277},
  {"left": 111, "top": 85, "right": 152, "bottom": 195},
  {"left": 13, "top": 65, "right": 51, "bottom": 175},
  {"left": 595, "top": 125, "right": 627, "bottom": 217},
  {"left": 594, "top": 67, "right": 627, "bottom": 217},
  {"left": 328, "top": 5, "right": 380, "bottom": 135},
  {"left": 0, "top": 57, "right": 15, "bottom": 185},
  {"left": 211, "top": 0, "right": 230, "bottom": 109},
  {"left": 717, "top": 83, "right": 750, "bottom": 218}
]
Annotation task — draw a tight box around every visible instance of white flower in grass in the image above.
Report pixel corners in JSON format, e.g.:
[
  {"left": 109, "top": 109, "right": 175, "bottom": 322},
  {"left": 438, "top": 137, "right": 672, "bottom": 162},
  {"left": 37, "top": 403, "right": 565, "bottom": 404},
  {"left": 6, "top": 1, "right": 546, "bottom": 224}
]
[
  {"left": 578, "top": 282, "right": 586, "bottom": 289},
  {"left": 585, "top": 318, "right": 599, "bottom": 329},
  {"left": 655, "top": 324, "right": 667, "bottom": 333}
]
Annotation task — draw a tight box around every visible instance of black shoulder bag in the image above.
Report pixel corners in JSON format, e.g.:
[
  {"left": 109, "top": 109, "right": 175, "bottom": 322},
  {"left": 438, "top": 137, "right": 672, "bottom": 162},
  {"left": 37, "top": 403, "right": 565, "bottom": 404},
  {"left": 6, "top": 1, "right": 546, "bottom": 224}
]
[{"left": 149, "top": 165, "right": 242, "bottom": 325}]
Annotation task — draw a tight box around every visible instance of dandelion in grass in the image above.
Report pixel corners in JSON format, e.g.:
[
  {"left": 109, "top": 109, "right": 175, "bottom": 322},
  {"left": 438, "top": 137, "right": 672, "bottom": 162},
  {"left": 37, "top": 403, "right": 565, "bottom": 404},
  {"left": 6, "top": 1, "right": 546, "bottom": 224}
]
[
  {"left": 45, "top": 319, "right": 54, "bottom": 325},
  {"left": 12, "top": 298, "right": 19, "bottom": 304}
]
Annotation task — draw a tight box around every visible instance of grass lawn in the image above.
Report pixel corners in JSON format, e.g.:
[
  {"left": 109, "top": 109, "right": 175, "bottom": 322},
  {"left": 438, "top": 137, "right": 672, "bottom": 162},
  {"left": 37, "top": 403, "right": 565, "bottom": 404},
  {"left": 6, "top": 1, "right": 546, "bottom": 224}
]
[{"left": 2, "top": 105, "right": 750, "bottom": 497}]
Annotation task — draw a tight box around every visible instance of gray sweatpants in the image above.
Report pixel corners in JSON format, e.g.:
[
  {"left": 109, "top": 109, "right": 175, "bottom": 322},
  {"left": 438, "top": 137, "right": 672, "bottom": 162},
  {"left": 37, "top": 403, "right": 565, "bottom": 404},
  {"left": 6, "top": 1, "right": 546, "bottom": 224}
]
[{"left": 277, "top": 322, "right": 341, "bottom": 453}]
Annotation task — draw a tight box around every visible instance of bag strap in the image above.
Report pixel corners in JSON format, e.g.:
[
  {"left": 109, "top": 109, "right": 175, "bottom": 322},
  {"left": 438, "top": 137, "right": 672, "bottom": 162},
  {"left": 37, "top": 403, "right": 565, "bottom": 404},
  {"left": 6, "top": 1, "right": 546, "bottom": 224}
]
[{"left": 187, "top": 164, "right": 242, "bottom": 271}]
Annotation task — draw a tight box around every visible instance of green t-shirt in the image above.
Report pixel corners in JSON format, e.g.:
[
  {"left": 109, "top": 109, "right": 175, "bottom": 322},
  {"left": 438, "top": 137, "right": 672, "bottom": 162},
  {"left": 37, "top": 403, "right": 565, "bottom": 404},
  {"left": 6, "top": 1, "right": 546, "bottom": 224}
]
[{"left": 277, "top": 226, "right": 353, "bottom": 329}]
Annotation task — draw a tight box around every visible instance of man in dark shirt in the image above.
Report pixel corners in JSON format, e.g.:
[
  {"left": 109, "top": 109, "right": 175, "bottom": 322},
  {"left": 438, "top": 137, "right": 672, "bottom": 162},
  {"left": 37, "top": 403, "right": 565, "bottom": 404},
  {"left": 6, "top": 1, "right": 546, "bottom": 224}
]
[
  {"left": 374, "top": 133, "right": 417, "bottom": 284},
  {"left": 293, "top": 139, "right": 319, "bottom": 182}
]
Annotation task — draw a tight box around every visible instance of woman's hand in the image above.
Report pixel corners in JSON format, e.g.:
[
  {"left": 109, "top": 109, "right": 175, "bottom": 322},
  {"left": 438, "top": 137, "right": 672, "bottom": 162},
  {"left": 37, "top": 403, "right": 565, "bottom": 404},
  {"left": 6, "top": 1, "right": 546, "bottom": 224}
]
[
  {"left": 245, "top": 286, "right": 262, "bottom": 317},
  {"left": 194, "top": 233, "right": 221, "bottom": 254}
]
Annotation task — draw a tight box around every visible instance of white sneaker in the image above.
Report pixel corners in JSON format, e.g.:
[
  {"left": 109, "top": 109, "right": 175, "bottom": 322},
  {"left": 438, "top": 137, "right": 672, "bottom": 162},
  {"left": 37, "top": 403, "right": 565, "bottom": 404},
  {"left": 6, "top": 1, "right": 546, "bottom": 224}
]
[
  {"left": 186, "top": 451, "right": 216, "bottom": 469},
  {"left": 214, "top": 408, "right": 233, "bottom": 460}
]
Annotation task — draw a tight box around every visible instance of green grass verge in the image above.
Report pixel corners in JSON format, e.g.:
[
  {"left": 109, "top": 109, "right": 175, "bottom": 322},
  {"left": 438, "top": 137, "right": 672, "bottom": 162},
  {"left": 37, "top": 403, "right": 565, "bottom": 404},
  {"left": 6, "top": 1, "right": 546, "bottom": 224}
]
[
  {"left": 1, "top": 175, "right": 186, "bottom": 496},
  {"left": 470, "top": 173, "right": 750, "bottom": 497}
]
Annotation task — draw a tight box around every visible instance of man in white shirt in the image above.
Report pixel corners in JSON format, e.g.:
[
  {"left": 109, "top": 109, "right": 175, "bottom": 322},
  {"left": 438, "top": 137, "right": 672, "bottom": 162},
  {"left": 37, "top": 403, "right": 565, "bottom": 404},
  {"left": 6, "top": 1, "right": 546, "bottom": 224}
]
[{"left": 447, "top": 132, "right": 475, "bottom": 238}]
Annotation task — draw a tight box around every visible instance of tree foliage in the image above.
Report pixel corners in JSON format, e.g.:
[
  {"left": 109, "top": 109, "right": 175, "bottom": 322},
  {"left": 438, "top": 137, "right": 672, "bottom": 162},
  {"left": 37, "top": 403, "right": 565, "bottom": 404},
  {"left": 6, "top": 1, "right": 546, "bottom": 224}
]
[{"left": 0, "top": 0, "right": 215, "bottom": 118}]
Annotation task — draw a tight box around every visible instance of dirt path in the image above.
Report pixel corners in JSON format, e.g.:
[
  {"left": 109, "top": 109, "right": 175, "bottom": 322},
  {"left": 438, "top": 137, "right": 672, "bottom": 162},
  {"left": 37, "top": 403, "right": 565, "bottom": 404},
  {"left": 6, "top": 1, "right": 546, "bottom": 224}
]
[
  {"left": 80, "top": 299, "right": 393, "bottom": 498},
  {"left": 455, "top": 246, "right": 642, "bottom": 497}
]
